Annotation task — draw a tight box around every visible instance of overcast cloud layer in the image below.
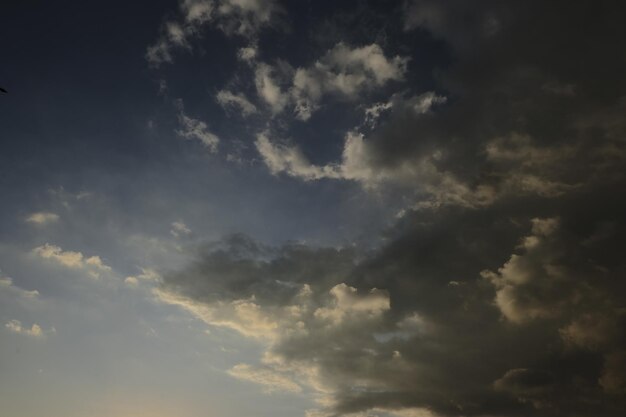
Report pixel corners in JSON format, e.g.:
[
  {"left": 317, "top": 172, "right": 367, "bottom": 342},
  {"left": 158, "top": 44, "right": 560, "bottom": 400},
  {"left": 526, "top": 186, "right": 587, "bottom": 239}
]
[{"left": 1, "top": 1, "right": 625, "bottom": 417}]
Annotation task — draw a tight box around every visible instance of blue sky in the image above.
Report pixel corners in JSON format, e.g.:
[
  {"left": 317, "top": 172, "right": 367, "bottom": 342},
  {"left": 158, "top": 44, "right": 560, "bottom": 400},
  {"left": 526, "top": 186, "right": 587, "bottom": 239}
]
[{"left": 1, "top": 1, "right": 626, "bottom": 416}]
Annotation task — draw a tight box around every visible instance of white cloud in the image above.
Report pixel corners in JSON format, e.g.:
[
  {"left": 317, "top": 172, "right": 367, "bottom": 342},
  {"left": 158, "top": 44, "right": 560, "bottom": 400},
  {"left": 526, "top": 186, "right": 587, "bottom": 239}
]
[
  {"left": 249, "top": 43, "right": 408, "bottom": 119},
  {"left": 146, "top": 0, "right": 280, "bottom": 66},
  {"left": 25, "top": 212, "right": 59, "bottom": 225},
  {"left": 291, "top": 43, "right": 408, "bottom": 120},
  {"left": 227, "top": 363, "right": 302, "bottom": 393},
  {"left": 32, "top": 243, "right": 112, "bottom": 278},
  {"left": 4, "top": 320, "right": 51, "bottom": 338},
  {"left": 254, "top": 64, "right": 289, "bottom": 114},
  {"left": 171, "top": 221, "right": 192, "bottom": 238},
  {"left": 177, "top": 109, "right": 220, "bottom": 152},
  {"left": 238, "top": 45, "right": 257, "bottom": 62},
  {"left": 364, "top": 101, "right": 393, "bottom": 128},
  {"left": 216, "top": 90, "right": 258, "bottom": 116},
  {"left": 255, "top": 133, "right": 341, "bottom": 181}
]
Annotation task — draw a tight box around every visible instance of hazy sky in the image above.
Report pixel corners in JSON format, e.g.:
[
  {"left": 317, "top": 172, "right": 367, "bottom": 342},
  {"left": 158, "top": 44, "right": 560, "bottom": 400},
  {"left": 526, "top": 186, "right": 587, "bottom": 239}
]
[{"left": 1, "top": 1, "right": 625, "bottom": 416}]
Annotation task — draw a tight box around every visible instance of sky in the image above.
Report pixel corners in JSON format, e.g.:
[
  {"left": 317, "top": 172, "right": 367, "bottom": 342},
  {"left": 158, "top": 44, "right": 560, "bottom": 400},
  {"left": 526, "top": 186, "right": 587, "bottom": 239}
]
[{"left": 0, "top": 1, "right": 625, "bottom": 416}]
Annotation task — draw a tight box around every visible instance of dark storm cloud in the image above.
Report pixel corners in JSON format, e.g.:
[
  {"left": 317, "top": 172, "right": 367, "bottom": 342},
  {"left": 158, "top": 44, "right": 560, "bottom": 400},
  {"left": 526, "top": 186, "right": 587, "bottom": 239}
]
[
  {"left": 161, "top": 199, "right": 626, "bottom": 416},
  {"left": 355, "top": 0, "right": 626, "bottom": 200},
  {"left": 157, "top": 1, "right": 626, "bottom": 416}
]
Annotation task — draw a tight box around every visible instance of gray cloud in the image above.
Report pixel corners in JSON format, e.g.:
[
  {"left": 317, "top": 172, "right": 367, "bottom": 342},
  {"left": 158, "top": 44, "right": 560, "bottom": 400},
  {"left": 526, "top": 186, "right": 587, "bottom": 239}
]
[
  {"left": 147, "top": 1, "right": 626, "bottom": 415},
  {"left": 244, "top": 0, "right": 626, "bottom": 213},
  {"left": 159, "top": 190, "right": 626, "bottom": 416}
]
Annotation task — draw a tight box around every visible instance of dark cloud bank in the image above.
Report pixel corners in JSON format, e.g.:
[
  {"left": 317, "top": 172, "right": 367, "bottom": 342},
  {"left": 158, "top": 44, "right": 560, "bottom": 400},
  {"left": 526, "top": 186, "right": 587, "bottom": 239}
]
[{"left": 160, "top": 1, "right": 626, "bottom": 416}]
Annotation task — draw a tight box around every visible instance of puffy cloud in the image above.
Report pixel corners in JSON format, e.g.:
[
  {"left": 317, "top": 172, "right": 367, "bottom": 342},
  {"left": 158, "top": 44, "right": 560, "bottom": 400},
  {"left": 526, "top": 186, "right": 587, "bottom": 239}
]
[
  {"left": 237, "top": 45, "right": 257, "bottom": 62},
  {"left": 249, "top": 43, "right": 408, "bottom": 120},
  {"left": 4, "top": 320, "right": 53, "bottom": 338},
  {"left": 25, "top": 212, "right": 59, "bottom": 225},
  {"left": 32, "top": 244, "right": 112, "bottom": 278},
  {"left": 290, "top": 43, "right": 408, "bottom": 120},
  {"left": 171, "top": 221, "right": 192, "bottom": 238}
]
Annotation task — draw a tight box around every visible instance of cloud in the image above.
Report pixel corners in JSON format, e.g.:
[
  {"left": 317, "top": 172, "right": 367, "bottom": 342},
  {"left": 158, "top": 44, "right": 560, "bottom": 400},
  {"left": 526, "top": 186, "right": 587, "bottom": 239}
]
[
  {"left": 32, "top": 243, "right": 112, "bottom": 278},
  {"left": 216, "top": 89, "right": 258, "bottom": 116},
  {"left": 247, "top": 0, "right": 626, "bottom": 211},
  {"left": 290, "top": 43, "right": 409, "bottom": 120},
  {"left": 313, "top": 283, "right": 390, "bottom": 326},
  {"left": 176, "top": 106, "right": 220, "bottom": 152},
  {"left": 4, "top": 320, "right": 53, "bottom": 338},
  {"left": 237, "top": 45, "right": 257, "bottom": 61},
  {"left": 146, "top": 0, "right": 281, "bottom": 66},
  {"left": 158, "top": 186, "right": 626, "bottom": 416},
  {"left": 143, "top": 1, "right": 626, "bottom": 415},
  {"left": 0, "top": 274, "right": 39, "bottom": 299},
  {"left": 254, "top": 63, "right": 289, "bottom": 114},
  {"left": 171, "top": 221, "right": 192, "bottom": 238},
  {"left": 125, "top": 268, "right": 160, "bottom": 287},
  {"left": 254, "top": 133, "right": 342, "bottom": 181},
  {"left": 227, "top": 363, "right": 302, "bottom": 393},
  {"left": 250, "top": 43, "right": 409, "bottom": 120},
  {"left": 25, "top": 212, "right": 59, "bottom": 225}
]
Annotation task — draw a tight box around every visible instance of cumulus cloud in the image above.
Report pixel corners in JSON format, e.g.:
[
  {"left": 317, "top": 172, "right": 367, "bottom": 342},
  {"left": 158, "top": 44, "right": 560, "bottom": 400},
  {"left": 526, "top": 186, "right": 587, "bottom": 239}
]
[
  {"left": 4, "top": 320, "right": 53, "bottom": 338},
  {"left": 250, "top": 43, "right": 408, "bottom": 120},
  {"left": 33, "top": 244, "right": 112, "bottom": 278},
  {"left": 290, "top": 43, "right": 409, "bottom": 120}
]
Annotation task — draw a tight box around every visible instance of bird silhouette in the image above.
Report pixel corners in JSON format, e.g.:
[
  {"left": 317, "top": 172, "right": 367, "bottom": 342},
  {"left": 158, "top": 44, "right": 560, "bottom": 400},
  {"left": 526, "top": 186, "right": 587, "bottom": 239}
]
[{"left": 0, "top": 87, "right": 7, "bottom": 93}]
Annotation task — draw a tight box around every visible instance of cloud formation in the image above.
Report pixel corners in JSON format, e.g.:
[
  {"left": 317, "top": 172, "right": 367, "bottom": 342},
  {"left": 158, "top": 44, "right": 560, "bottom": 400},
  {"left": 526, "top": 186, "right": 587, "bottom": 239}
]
[
  {"left": 4, "top": 319, "right": 54, "bottom": 338},
  {"left": 250, "top": 43, "right": 409, "bottom": 120},
  {"left": 33, "top": 244, "right": 112, "bottom": 278},
  {"left": 176, "top": 106, "right": 220, "bottom": 152},
  {"left": 146, "top": 0, "right": 281, "bottom": 66},
  {"left": 145, "top": 1, "right": 626, "bottom": 416}
]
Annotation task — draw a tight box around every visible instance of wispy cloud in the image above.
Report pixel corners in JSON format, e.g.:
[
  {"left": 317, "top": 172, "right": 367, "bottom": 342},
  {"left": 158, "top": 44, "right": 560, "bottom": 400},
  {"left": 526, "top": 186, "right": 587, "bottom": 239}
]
[{"left": 25, "top": 212, "right": 59, "bottom": 225}]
